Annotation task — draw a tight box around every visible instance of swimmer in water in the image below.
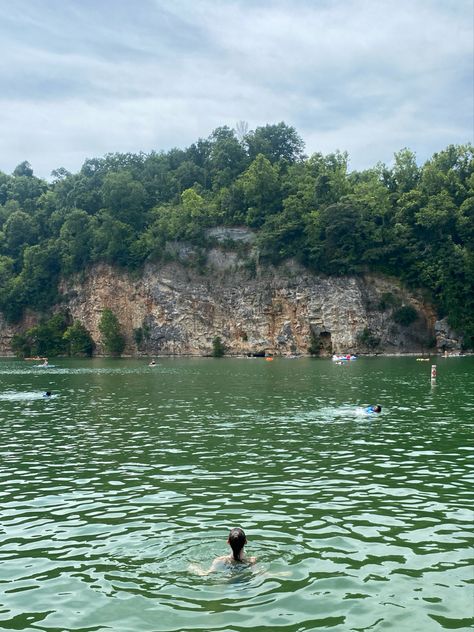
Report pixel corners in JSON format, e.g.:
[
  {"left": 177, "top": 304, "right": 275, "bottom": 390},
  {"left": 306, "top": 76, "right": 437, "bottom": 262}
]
[
  {"left": 190, "top": 527, "right": 256, "bottom": 575},
  {"left": 218, "top": 527, "right": 256, "bottom": 565},
  {"left": 43, "top": 391, "right": 52, "bottom": 398},
  {"left": 366, "top": 404, "right": 382, "bottom": 413}
]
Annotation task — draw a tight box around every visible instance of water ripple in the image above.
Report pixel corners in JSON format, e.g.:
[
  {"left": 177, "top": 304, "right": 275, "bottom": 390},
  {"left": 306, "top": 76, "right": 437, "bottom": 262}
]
[{"left": 0, "top": 357, "right": 473, "bottom": 631}]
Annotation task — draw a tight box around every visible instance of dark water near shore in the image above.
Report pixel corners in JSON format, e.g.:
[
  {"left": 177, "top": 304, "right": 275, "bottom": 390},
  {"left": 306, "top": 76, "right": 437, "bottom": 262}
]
[{"left": 0, "top": 356, "right": 473, "bottom": 631}]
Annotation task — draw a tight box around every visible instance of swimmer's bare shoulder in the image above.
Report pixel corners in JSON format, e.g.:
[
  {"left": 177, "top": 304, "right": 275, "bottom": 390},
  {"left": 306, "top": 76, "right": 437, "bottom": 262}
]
[
  {"left": 211, "top": 554, "right": 256, "bottom": 569},
  {"left": 189, "top": 527, "right": 256, "bottom": 576},
  {"left": 190, "top": 554, "right": 257, "bottom": 576}
]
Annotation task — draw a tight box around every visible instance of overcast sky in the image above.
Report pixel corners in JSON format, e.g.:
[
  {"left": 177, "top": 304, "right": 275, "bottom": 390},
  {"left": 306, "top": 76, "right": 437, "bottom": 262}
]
[{"left": 0, "top": 0, "right": 472, "bottom": 179}]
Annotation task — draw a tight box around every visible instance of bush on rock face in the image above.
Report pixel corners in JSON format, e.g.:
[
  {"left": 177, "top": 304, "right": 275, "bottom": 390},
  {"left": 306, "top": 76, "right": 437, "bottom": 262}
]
[
  {"left": 357, "top": 327, "right": 381, "bottom": 350},
  {"left": 212, "top": 336, "right": 225, "bottom": 357},
  {"left": 393, "top": 305, "right": 418, "bottom": 327},
  {"left": 64, "top": 321, "right": 94, "bottom": 356},
  {"left": 99, "top": 308, "right": 125, "bottom": 355}
]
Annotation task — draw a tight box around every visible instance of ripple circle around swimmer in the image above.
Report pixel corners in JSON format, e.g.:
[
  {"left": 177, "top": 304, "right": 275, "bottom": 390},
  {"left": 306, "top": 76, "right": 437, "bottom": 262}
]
[{"left": 0, "top": 356, "right": 472, "bottom": 631}]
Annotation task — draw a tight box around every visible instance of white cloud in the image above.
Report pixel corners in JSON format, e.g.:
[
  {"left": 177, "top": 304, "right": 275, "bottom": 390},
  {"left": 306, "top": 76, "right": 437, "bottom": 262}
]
[{"left": 0, "top": 0, "right": 471, "bottom": 178}]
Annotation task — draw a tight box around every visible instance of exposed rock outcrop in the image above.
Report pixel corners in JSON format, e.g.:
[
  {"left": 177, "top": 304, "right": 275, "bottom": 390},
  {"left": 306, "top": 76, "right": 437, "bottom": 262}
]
[
  {"left": 434, "top": 318, "right": 462, "bottom": 352},
  {"left": 0, "top": 251, "right": 461, "bottom": 356}
]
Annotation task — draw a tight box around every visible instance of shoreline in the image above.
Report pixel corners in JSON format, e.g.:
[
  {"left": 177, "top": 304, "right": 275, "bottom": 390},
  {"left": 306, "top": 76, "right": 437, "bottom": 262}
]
[{"left": 0, "top": 352, "right": 470, "bottom": 360}]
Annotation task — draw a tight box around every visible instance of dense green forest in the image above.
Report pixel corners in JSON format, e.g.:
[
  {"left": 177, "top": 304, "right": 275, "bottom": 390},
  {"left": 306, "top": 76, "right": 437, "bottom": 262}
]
[{"left": 0, "top": 123, "right": 473, "bottom": 347}]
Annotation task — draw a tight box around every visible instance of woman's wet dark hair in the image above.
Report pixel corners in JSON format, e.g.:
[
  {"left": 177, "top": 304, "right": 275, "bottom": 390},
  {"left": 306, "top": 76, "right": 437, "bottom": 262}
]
[
  {"left": 228, "top": 527, "right": 246, "bottom": 561},
  {"left": 373, "top": 405, "right": 382, "bottom": 413}
]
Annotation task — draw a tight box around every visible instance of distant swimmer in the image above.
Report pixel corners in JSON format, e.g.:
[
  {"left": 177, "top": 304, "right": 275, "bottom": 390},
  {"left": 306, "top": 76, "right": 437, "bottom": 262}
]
[
  {"left": 190, "top": 527, "right": 256, "bottom": 575},
  {"left": 365, "top": 404, "right": 382, "bottom": 414},
  {"left": 43, "top": 391, "right": 52, "bottom": 398},
  {"left": 149, "top": 359, "right": 156, "bottom": 366}
]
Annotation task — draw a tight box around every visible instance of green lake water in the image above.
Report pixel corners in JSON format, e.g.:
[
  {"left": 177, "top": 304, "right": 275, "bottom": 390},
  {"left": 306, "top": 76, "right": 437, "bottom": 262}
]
[{"left": 0, "top": 356, "right": 473, "bottom": 632}]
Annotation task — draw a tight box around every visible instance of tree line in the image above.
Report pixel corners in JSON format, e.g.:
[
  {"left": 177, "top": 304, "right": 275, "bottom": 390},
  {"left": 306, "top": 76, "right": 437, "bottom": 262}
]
[
  {"left": 0, "top": 122, "right": 473, "bottom": 348},
  {"left": 11, "top": 308, "right": 125, "bottom": 358}
]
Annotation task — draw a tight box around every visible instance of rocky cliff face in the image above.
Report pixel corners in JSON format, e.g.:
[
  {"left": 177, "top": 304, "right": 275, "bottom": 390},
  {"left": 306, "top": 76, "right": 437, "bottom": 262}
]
[
  {"left": 62, "top": 252, "right": 444, "bottom": 355},
  {"left": 1, "top": 247, "right": 459, "bottom": 356}
]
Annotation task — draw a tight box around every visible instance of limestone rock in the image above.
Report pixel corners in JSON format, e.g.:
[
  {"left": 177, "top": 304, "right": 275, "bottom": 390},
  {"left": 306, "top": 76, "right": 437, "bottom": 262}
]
[
  {"left": 435, "top": 318, "right": 462, "bottom": 352},
  {"left": 0, "top": 258, "right": 460, "bottom": 356}
]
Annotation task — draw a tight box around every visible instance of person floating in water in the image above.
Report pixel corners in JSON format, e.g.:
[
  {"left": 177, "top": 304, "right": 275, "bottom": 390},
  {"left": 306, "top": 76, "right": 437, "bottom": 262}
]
[
  {"left": 41, "top": 359, "right": 49, "bottom": 367},
  {"left": 43, "top": 391, "right": 52, "bottom": 398},
  {"left": 148, "top": 359, "right": 156, "bottom": 366},
  {"left": 190, "top": 527, "right": 256, "bottom": 575},
  {"left": 365, "top": 404, "right": 382, "bottom": 414}
]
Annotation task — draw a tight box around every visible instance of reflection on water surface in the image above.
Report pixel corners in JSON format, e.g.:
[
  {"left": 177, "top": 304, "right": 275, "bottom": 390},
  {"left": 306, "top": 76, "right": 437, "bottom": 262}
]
[{"left": 0, "top": 357, "right": 473, "bottom": 631}]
